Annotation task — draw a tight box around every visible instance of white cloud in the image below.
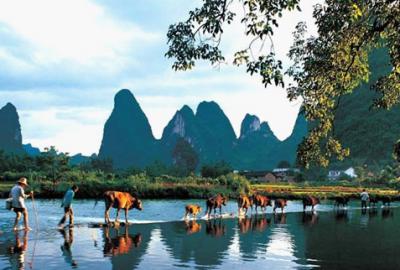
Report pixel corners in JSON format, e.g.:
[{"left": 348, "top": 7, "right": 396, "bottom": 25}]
[{"left": 0, "top": 0, "right": 160, "bottom": 75}]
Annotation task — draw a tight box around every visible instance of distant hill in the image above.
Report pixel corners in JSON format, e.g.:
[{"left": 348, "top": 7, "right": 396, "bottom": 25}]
[
  {"left": 98, "top": 89, "right": 158, "bottom": 168},
  {"left": 0, "top": 103, "right": 24, "bottom": 154},
  {"left": 99, "top": 89, "right": 307, "bottom": 169},
  {"left": 330, "top": 48, "right": 400, "bottom": 169},
  {"left": 23, "top": 143, "right": 41, "bottom": 156}
]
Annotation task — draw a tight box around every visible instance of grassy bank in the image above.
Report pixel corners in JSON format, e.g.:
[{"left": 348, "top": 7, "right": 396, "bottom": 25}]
[
  {"left": 0, "top": 173, "right": 250, "bottom": 199},
  {"left": 251, "top": 182, "right": 400, "bottom": 200}
]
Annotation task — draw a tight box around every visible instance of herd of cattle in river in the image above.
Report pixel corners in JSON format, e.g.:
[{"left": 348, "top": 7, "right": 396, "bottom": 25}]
[{"left": 100, "top": 191, "right": 395, "bottom": 225}]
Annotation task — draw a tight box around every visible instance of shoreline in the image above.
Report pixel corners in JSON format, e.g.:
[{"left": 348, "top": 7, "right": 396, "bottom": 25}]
[{"left": 1, "top": 182, "right": 399, "bottom": 201}]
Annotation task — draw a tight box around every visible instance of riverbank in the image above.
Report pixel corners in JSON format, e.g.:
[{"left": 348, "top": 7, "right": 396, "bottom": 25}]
[
  {"left": 251, "top": 183, "right": 400, "bottom": 200},
  {"left": 1, "top": 178, "right": 399, "bottom": 200},
  {"left": 0, "top": 173, "right": 250, "bottom": 199}
]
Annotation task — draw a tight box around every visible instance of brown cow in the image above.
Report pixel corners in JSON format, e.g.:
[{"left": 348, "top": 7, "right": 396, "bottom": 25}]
[
  {"left": 184, "top": 204, "right": 202, "bottom": 219},
  {"left": 237, "top": 195, "right": 253, "bottom": 216},
  {"left": 252, "top": 194, "right": 272, "bottom": 214},
  {"left": 206, "top": 194, "right": 228, "bottom": 218},
  {"left": 273, "top": 199, "right": 287, "bottom": 214},
  {"left": 104, "top": 191, "right": 143, "bottom": 224},
  {"left": 302, "top": 196, "right": 320, "bottom": 211}
]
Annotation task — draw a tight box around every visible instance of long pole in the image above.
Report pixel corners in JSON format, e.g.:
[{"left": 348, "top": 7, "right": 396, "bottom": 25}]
[{"left": 31, "top": 193, "right": 39, "bottom": 231}]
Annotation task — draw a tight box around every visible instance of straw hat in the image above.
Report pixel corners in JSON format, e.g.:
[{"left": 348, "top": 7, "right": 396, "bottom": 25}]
[{"left": 17, "top": 177, "right": 29, "bottom": 186}]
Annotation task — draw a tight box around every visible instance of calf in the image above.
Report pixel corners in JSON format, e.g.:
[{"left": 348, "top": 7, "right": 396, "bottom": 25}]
[
  {"left": 237, "top": 195, "right": 253, "bottom": 216},
  {"left": 184, "top": 204, "right": 202, "bottom": 219},
  {"left": 104, "top": 191, "right": 143, "bottom": 224},
  {"left": 273, "top": 199, "right": 288, "bottom": 214},
  {"left": 206, "top": 194, "right": 228, "bottom": 218},
  {"left": 334, "top": 197, "right": 350, "bottom": 208},
  {"left": 252, "top": 194, "right": 272, "bottom": 213}
]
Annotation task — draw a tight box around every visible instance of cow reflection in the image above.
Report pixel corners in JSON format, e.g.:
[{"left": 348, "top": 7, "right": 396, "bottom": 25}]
[
  {"left": 8, "top": 231, "right": 28, "bottom": 270},
  {"left": 103, "top": 226, "right": 142, "bottom": 256},
  {"left": 238, "top": 217, "right": 252, "bottom": 233},
  {"left": 273, "top": 213, "right": 286, "bottom": 224},
  {"left": 302, "top": 212, "right": 318, "bottom": 226},
  {"left": 59, "top": 228, "right": 78, "bottom": 268},
  {"left": 335, "top": 209, "right": 349, "bottom": 222},
  {"left": 184, "top": 220, "right": 202, "bottom": 235},
  {"left": 382, "top": 208, "right": 394, "bottom": 219},
  {"left": 252, "top": 215, "right": 270, "bottom": 232},
  {"left": 368, "top": 208, "right": 378, "bottom": 219},
  {"left": 206, "top": 220, "right": 225, "bottom": 237}
]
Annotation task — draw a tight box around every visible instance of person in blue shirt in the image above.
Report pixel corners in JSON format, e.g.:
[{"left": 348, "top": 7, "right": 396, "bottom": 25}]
[{"left": 58, "top": 185, "right": 79, "bottom": 228}]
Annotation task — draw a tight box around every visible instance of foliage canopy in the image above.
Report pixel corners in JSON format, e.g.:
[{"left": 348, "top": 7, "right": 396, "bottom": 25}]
[{"left": 166, "top": 0, "right": 400, "bottom": 168}]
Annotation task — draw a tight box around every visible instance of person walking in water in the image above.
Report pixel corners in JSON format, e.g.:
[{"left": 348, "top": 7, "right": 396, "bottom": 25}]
[
  {"left": 360, "top": 189, "right": 369, "bottom": 209},
  {"left": 58, "top": 185, "right": 79, "bottom": 228},
  {"left": 10, "top": 177, "right": 33, "bottom": 231}
]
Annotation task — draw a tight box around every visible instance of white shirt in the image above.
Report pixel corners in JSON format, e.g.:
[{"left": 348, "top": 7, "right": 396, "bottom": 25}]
[{"left": 10, "top": 185, "right": 27, "bottom": 208}]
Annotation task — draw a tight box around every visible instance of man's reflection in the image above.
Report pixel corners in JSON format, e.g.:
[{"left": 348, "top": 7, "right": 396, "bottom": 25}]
[
  {"left": 8, "top": 231, "right": 28, "bottom": 270},
  {"left": 184, "top": 220, "right": 202, "bottom": 235},
  {"left": 206, "top": 219, "right": 225, "bottom": 237},
  {"left": 103, "top": 226, "right": 142, "bottom": 256},
  {"left": 59, "top": 227, "right": 78, "bottom": 268}
]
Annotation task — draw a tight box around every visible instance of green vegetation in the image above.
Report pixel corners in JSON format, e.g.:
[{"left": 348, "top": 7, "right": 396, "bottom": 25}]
[
  {"left": 0, "top": 147, "right": 250, "bottom": 199},
  {"left": 166, "top": 0, "right": 400, "bottom": 168}
]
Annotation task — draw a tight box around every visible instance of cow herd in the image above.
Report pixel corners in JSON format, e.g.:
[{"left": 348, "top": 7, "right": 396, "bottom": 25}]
[{"left": 101, "top": 191, "right": 395, "bottom": 225}]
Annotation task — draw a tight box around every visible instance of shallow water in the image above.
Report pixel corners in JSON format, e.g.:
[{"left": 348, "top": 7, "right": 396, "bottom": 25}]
[{"left": 0, "top": 199, "right": 399, "bottom": 269}]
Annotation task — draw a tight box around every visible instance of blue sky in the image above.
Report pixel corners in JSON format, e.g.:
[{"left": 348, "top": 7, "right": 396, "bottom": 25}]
[{"left": 0, "top": 0, "right": 320, "bottom": 155}]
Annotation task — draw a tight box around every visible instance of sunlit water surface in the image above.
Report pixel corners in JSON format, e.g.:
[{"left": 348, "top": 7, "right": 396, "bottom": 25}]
[{"left": 0, "top": 199, "right": 399, "bottom": 269}]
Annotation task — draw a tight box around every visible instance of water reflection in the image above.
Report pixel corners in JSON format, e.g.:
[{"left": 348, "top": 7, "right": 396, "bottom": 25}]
[
  {"left": 273, "top": 213, "right": 287, "bottom": 224},
  {"left": 302, "top": 212, "right": 318, "bottom": 226},
  {"left": 334, "top": 209, "right": 349, "bottom": 222},
  {"left": 59, "top": 228, "right": 78, "bottom": 268},
  {"left": 184, "top": 220, "right": 201, "bottom": 235},
  {"left": 382, "top": 208, "right": 394, "bottom": 219},
  {"left": 205, "top": 220, "right": 225, "bottom": 237},
  {"left": 101, "top": 224, "right": 152, "bottom": 270},
  {"left": 7, "top": 231, "right": 28, "bottom": 270}
]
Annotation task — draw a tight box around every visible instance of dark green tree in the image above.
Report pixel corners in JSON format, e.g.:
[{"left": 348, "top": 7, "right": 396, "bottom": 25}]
[
  {"left": 201, "top": 161, "right": 232, "bottom": 178},
  {"left": 166, "top": 0, "right": 400, "bottom": 168},
  {"left": 172, "top": 138, "right": 199, "bottom": 176}
]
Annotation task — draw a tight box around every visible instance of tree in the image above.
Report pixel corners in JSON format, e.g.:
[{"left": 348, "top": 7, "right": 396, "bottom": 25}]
[
  {"left": 277, "top": 160, "right": 291, "bottom": 168},
  {"left": 172, "top": 138, "right": 199, "bottom": 176},
  {"left": 166, "top": 0, "right": 400, "bottom": 168},
  {"left": 201, "top": 161, "right": 232, "bottom": 178},
  {"left": 36, "top": 146, "right": 70, "bottom": 181}
]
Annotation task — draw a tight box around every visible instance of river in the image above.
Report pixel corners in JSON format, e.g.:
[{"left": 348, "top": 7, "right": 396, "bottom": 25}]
[{"left": 0, "top": 199, "right": 399, "bottom": 269}]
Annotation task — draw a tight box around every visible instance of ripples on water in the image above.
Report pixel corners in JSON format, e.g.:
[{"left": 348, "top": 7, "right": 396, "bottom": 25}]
[{"left": 0, "top": 199, "right": 399, "bottom": 269}]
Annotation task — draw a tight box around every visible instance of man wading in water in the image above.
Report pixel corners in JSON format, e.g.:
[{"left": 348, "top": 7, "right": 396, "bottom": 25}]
[
  {"left": 10, "top": 178, "right": 33, "bottom": 231},
  {"left": 360, "top": 189, "right": 369, "bottom": 209},
  {"left": 58, "top": 185, "right": 79, "bottom": 228}
]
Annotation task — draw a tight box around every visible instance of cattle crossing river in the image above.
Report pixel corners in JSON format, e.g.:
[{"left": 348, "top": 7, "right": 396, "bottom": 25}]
[{"left": 0, "top": 199, "right": 399, "bottom": 269}]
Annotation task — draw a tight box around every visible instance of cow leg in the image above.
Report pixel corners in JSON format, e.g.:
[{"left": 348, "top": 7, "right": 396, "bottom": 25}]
[
  {"left": 115, "top": 208, "right": 120, "bottom": 223},
  {"left": 125, "top": 208, "right": 129, "bottom": 224},
  {"left": 105, "top": 205, "right": 111, "bottom": 224}
]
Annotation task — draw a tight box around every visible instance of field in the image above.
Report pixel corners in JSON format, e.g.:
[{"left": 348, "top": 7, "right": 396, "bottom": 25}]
[{"left": 251, "top": 183, "right": 400, "bottom": 200}]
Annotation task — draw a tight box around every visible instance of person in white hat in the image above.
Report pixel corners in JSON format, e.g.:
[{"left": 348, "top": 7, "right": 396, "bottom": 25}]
[{"left": 9, "top": 177, "right": 33, "bottom": 231}]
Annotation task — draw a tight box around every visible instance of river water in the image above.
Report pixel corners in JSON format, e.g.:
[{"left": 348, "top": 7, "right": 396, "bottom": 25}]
[{"left": 0, "top": 199, "right": 399, "bottom": 269}]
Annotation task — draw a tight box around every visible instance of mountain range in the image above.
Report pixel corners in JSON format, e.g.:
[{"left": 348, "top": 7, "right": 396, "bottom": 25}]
[{"left": 98, "top": 89, "right": 307, "bottom": 169}]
